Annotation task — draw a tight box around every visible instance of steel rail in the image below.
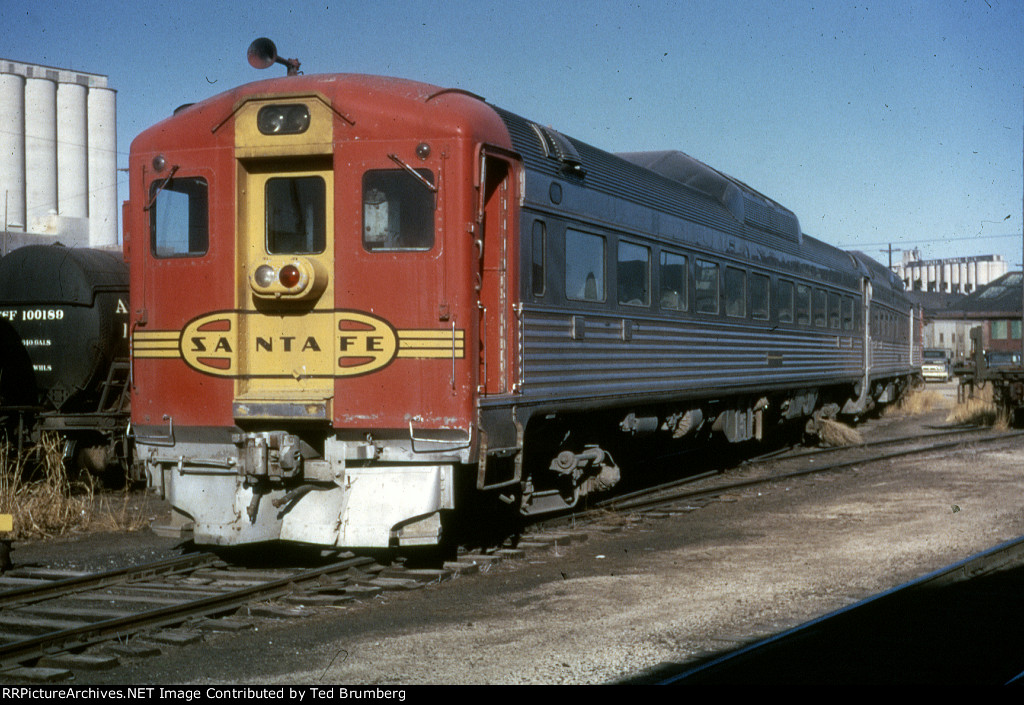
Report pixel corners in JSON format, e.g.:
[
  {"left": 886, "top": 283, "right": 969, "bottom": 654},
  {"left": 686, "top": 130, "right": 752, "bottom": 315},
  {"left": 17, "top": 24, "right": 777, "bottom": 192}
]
[
  {"left": 754, "top": 423, "right": 994, "bottom": 463},
  {"left": 585, "top": 426, "right": 998, "bottom": 515},
  {"left": 0, "top": 553, "right": 219, "bottom": 606},
  {"left": 0, "top": 554, "right": 373, "bottom": 671},
  {"left": 598, "top": 429, "right": 1024, "bottom": 514}
]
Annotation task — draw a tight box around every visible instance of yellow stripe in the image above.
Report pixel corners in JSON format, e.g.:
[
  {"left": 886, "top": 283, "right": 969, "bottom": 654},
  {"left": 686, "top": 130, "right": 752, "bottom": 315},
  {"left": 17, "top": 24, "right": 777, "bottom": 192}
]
[
  {"left": 398, "top": 329, "right": 464, "bottom": 340},
  {"left": 397, "top": 348, "right": 464, "bottom": 359},
  {"left": 134, "top": 331, "right": 181, "bottom": 340},
  {"left": 134, "top": 340, "right": 179, "bottom": 349},
  {"left": 0, "top": 514, "right": 11, "bottom": 532},
  {"left": 134, "top": 349, "right": 182, "bottom": 359},
  {"left": 400, "top": 340, "right": 463, "bottom": 350}
]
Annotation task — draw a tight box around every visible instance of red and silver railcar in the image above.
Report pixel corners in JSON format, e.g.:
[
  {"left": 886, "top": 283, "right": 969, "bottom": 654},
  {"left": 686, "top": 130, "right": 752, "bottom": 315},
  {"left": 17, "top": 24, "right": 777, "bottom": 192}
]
[{"left": 125, "top": 42, "right": 918, "bottom": 547}]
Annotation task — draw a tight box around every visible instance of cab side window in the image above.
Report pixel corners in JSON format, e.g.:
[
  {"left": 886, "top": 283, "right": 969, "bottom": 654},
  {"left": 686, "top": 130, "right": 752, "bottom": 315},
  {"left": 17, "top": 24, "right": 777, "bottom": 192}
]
[
  {"left": 150, "top": 177, "right": 209, "bottom": 258},
  {"left": 362, "top": 169, "right": 435, "bottom": 251}
]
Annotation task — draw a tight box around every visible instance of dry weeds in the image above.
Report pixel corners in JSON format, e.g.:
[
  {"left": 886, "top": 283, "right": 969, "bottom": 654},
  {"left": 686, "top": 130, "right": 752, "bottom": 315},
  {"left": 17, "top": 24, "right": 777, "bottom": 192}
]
[
  {"left": 0, "top": 433, "right": 147, "bottom": 541},
  {"left": 818, "top": 418, "right": 864, "bottom": 447},
  {"left": 883, "top": 389, "right": 947, "bottom": 417},
  {"left": 943, "top": 384, "right": 1011, "bottom": 428},
  {"left": 946, "top": 399, "right": 1006, "bottom": 428}
]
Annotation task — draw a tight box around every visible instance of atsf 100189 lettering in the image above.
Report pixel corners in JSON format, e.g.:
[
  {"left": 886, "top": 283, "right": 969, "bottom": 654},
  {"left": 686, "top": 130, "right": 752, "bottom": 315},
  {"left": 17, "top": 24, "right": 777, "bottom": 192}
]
[{"left": 124, "top": 39, "right": 920, "bottom": 548}]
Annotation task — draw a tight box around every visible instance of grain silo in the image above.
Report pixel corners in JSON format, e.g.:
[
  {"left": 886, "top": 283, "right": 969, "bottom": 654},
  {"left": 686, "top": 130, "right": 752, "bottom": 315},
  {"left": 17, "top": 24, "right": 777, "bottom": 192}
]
[{"left": 0, "top": 59, "right": 117, "bottom": 252}]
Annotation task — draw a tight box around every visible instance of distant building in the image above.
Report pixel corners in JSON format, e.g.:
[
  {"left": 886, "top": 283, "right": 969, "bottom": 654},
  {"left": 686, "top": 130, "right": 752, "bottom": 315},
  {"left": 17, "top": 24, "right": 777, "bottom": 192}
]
[
  {"left": 0, "top": 59, "right": 117, "bottom": 252},
  {"left": 905, "top": 290, "right": 970, "bottom": 359},
  {"left": 918, "top": 271, "right": 1024, "bottom": 359},
  {"left": 892, "top": 248, "right": 1007, "bottom": 294}
]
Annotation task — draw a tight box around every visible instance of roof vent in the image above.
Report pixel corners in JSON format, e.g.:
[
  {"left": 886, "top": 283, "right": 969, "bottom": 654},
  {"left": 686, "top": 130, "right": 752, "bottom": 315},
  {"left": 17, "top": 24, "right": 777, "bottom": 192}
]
[{"left": 532, "top": 124, "right": 586, "bottom": 177}]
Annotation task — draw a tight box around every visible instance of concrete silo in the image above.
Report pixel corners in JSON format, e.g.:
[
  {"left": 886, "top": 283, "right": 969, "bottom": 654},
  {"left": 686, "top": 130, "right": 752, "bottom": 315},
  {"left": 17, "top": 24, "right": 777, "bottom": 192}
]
[
  {"left": 87, "top": 85, "right": 117, "bottom": 248},
  {"left": 0, "top": 60, "right": 117, "bottom": 252},
  {"left": 0, "top": 72, "right": 26, "bottom": 232}
]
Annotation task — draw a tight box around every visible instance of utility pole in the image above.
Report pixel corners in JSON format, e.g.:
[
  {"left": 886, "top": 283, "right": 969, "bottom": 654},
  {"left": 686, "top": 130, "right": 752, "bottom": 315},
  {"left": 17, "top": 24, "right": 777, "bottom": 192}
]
[{"left": 882, "top": 244, "right": 902, "bottom": 270}]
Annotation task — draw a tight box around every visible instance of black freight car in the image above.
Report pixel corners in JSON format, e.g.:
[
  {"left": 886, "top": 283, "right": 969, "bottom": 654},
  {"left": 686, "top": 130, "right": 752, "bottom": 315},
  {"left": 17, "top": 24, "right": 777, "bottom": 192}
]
[{"left": 0, "top": 245, "right": 130, "bottom": 476}]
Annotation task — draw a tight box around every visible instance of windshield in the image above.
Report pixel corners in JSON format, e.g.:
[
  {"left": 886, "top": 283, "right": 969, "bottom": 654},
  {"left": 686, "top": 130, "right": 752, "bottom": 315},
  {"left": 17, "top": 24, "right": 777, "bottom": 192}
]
[{"left": 923, "top": 350, "right": 946, "bottom": 360}]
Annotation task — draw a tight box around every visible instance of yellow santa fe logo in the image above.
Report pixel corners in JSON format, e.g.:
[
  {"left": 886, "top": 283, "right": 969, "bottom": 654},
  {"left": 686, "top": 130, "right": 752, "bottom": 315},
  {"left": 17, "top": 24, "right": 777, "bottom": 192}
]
[{"left": 160, "top": 310, "right": 409, "bottom": 378}]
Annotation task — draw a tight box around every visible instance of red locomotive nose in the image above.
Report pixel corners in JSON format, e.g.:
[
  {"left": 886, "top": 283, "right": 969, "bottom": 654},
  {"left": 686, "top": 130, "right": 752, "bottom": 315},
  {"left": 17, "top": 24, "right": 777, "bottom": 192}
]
[{"left": 279, "top": 264, "right": 301, "bottom": 288}]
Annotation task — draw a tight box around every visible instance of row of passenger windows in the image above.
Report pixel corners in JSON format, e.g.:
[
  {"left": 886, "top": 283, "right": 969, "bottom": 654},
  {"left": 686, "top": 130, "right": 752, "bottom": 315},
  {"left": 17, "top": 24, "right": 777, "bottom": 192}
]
[
  {"left": 873, "top": 308, "right": 909, "bottom": 343},
  {"left": 532, "top": 221, "right": 861, "bottom": 331}
]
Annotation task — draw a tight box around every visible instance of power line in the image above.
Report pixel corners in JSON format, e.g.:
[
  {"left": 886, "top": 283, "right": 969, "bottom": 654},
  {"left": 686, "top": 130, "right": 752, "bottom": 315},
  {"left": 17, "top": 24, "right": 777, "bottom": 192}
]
[{"left": 838, "top": 232, "right": 1023, "bottom": 249}]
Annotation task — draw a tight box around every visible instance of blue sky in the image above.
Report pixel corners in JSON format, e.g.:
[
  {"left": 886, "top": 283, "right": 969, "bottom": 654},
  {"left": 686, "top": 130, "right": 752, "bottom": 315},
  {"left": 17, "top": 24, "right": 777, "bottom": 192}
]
[{"left": 4, "top": 0, "right": 1023, "bottom": 267}]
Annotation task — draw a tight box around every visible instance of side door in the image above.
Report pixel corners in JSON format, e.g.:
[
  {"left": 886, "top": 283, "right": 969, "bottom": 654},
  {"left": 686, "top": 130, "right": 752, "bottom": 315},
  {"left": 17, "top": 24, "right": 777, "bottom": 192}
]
[{"left": 476, "top": 147, "right": 520, "bottom": 396}]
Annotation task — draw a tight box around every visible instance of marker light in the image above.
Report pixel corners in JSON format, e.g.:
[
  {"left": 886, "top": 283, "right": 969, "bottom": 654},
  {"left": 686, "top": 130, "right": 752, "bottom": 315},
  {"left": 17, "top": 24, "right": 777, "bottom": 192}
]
[
  {"left": 250, "top": 258, "right": 326, "bottom": 302},
  {"left": 254, "top": 265, "right": 276, "bottom": 287},
  {"left": 279, "top": 264, "right": 301, "bottom": 288}
]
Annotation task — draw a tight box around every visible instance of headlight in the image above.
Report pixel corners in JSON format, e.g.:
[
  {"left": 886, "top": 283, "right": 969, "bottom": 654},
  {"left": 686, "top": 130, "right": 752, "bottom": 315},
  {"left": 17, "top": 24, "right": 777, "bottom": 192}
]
[{"left": 257, "top": 104, "right": 311, "bottom": 135}]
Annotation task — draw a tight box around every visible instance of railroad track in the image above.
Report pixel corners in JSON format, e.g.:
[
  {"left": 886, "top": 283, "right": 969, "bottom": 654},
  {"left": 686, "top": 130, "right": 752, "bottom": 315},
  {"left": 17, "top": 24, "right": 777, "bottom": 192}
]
[
  {"left": 636, "top": 534, "right": 1024, "bottom": 684},
  {"left": 0, "top": 534, "right": 550, "bottom": 682},
  {"left": 589, "top": 425, "right": 1024, "bottom": 516},
  {"left": 0, "top": 549, "right": 450, "bottom": 681}
]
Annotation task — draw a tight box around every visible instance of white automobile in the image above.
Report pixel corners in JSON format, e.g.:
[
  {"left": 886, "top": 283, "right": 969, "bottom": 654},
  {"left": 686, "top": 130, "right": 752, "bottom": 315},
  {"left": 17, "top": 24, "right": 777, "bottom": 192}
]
[{"left": 921, "top": 348, "right": 952, "bottom": 382}]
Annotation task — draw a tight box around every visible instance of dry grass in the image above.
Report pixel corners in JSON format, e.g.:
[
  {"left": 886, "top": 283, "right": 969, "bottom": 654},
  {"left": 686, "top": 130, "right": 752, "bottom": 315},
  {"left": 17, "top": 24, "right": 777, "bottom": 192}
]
[
  {"left": 944, "top": 385, "right": 1011, "bottom": 428},
  {"left": 0, "top": 433, "right": 147, "bottom": 541},
  {"left": 884, "top": 389, "right": 947, "bottom": 417},
  {"left": 818, "top": 418, "right": 864, "bottom": 446},
  {"left": 946, "top": 398, "right": 1007, "bottom": 428}
]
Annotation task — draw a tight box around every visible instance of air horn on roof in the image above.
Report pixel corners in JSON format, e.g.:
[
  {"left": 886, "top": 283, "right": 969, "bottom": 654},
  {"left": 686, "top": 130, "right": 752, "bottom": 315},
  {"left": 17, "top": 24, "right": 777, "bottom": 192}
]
[{"left": 247, "top": 37, "right": 301, "bottom": 76}]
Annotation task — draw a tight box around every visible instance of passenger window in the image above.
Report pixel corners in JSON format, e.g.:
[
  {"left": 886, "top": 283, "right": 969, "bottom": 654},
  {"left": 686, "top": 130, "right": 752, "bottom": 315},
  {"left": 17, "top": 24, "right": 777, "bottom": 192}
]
[
  {"left": 813, "top": 288, "right": 827, "bottom": 327},
  {"left": 778, "top": 280, "right": 794, "bottom": 323},
  {"left": 795, "top": 284, "right": 811, "bottom": 325},
  {"left": 750, "top": 273, "right": 769, "bottom": 320},
  {"left": 266, "top": 176, "right": 325, "bottom": 254},
  {"left": 532, "top": 220, "right": 546, "bottom": 297},
  {"left": 725, "top": 267, "right": 745, "bottom": 318},
  {"left": 828, "top": 292, "right": 841, "bottom": 329},
  {"left": 842, "top": 297, "right": 854, "bottom": 331},
  {"left": 362, "top": 169, "right": 435, "bottom": 251},
  {"left": 565, "top": 229, "right": 605, "bottom": 302},
  {"left": 618, "top": 241, "right": 650, "bottom": 306},
  {"left": 659, "top": 251, "right": 687, "bottom": 311},
  {"left": 150, "top": 176, "right": 209, "bottom": 258},
  {"left": 695, "top": 259, "right": 719, "bottom": 314}
]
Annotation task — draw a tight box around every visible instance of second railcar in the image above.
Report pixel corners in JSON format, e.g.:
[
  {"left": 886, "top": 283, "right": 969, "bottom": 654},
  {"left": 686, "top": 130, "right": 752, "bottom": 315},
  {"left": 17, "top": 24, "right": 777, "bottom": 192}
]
[
  {"left": 126, "top": 43, "right": 917, "bottom": 547},
  {"left": 0, "top": 245, "right": 131, "bottom": 473}
]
